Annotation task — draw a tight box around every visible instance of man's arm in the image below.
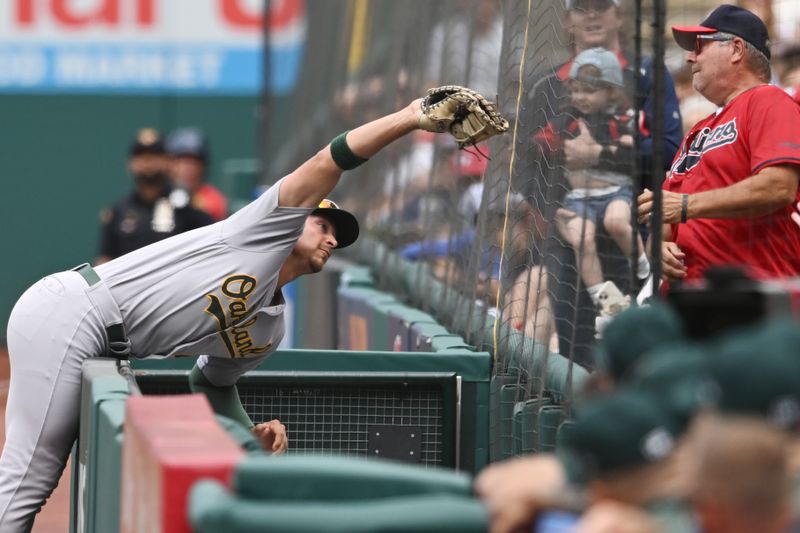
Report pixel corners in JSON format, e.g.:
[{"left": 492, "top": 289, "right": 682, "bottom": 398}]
[
  {"left": 638, "top": 165, "right": 799, "bottom": 225},
  {"left": 278, "top": 100, "right": 422, "bottom": 209},
  {"left": 188, "top": 366, "right": 288, "bottom": 454},
  {"left": 682, "top": 165, "right": 799, "bottom": 220}
]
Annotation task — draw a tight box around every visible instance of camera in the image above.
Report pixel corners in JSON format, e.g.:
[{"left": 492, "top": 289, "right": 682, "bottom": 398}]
[{"left": 667, "top": 266, "right": 797, "bottom": 339}]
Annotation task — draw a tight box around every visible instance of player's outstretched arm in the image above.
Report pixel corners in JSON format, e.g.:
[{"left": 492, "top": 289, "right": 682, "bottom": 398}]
[
  {"left": 278, "top": 85, "right": 509, "bottom": 210},
  {"left": 278, "top": 99, "right": 423, "bottom": 209}
]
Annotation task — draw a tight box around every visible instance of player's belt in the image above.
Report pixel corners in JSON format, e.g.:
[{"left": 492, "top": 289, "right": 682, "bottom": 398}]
[{"left": 72, "top": 263, "right": 131, "bottom": 358}]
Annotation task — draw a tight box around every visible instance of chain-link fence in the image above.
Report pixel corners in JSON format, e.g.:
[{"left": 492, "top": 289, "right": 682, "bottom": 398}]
[{"left": 263, "top": 0, "right": 800, "bottom": 458}]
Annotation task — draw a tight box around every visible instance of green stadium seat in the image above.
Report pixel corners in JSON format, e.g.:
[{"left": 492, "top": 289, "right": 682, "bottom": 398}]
[
  {"left": 189, "top": 479, "right": 489, "bottom": 533},
  {"left": 515, "top": 397, "right": 553, "bottom": 455},
  {"left": 536, "top": 405, "right": 565, "bottom": 453},
  {"left": 233, "top": 455, "right": 473, "bottom": 500}
]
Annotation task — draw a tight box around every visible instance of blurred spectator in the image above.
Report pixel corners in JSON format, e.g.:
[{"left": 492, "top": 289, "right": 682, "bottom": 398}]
[
  {"left": 426, "top": 0, "right": 503, "bottom": 99},
  {"left": 477, "top": 388, "right": 696, "bottom": 533},
  {"left": 97, "top": 129, "right": 214, "bottom": 264},
  {"left": 688, "top": 415, "right": 793, "bottom": 533},
  {"left": 536, "top": 48, "right": 651, "bottom": 317},
  {"left": 400, "top": 192, "right": 533, "bottom": 304},
  {"left": 589, "top": 301, "right": 686, "bottom": 394},
  {"left": 560, "top": 389, "right": 698, "bottom": 532},
  {"left": 524, "top": 0, "right": 683, "bottom": 367},
  {"left": 776, "top": 44, "right": 800, "bottom": 105},
  {"left": 166, "top": 128, "right": 228, "bottom": 221}
]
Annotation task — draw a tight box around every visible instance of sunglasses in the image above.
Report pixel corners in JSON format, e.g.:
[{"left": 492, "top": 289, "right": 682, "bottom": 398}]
[
  {"left": 695, "top": 34, "right": 733, "bottom": 54},
  {"left": 317, "top": 199, "right": 340, "bottom": 209}
]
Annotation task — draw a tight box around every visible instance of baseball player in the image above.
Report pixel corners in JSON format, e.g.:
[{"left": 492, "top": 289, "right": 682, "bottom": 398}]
[
  {"left": 0, "top": 87, "right": 507, "bottom": 531},
  {"left": 637, "top": 4, "right": 800, "bottom": 285}
]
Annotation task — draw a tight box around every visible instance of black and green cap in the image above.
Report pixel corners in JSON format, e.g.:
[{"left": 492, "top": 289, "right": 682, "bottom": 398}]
[
  {"left": 710, "top": 330, "right": 800, "bottom": 430},
  {"left": 561, "top": 389, "right": 680, "bottom": 478},
  {"left": 595, "top": 303, "right": 686, "bottom": 383},
  {"left": 312, "top": 199, "right": 359, "bottom": 249},
  {"left": 633, "top": 343, "right": 716, "bottom": 429}
]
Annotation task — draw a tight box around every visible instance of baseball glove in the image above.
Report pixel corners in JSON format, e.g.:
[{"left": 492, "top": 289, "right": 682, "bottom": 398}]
[{"left": 418, "top": 85, "right": 509, "bottom": 148}]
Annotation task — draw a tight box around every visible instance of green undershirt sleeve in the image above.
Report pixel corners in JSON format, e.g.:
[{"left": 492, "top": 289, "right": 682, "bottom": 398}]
[{"left": 188, "top": 365, "right": 254, "bottom": 430}]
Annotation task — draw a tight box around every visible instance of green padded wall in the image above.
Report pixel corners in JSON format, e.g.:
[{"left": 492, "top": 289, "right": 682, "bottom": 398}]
[
  {"left": 74, "top": 359, "right": 130, "bottom": 533},
  {"left": 133, "top": 348, "right": 490, "bottom": 472}
]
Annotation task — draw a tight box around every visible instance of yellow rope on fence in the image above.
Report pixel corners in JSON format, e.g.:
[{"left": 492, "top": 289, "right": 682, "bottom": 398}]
[
  {"left": 347, "top": 0, "right": 370, "bottom": 75},
  {"left": 493, "top": 0, "right": 533, "bottom": 360}
]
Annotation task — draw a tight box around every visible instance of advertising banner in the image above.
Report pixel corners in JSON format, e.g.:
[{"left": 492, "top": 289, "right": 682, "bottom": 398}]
[{"left": 0, "top": 0, "right": 305, "bottom": 95}]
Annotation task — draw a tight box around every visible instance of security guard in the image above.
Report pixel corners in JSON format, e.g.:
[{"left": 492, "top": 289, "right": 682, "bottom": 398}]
[{"left": 97, "top": 128, "right": 214, "bottom": 263}]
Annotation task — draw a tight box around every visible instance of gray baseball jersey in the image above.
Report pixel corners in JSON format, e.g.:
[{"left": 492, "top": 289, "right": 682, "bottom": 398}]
[
  {"left": 96, "top": 178, "right": 311, "bottom": 384},
  {"left": 0, "top": 178, "right": 312, "bottom": 530}
]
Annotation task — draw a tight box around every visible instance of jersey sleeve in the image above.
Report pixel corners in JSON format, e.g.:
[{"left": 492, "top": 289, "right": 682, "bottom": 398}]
[
  {"left": 195, "top": 353, "right": 269, "bottom": 387},
  {"left": 747, "top": 88, "right": 800, "bottom": 173},
  {"left": 220, "top": 178, "right": 313, "bottom": 251}
]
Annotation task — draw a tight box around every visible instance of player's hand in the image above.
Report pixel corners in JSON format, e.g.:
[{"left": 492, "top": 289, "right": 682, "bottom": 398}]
[
  {"left": 661, "top": 241, "right": 688, "bottom": 281},
  {"left": 637, "top": 189, "right": 685, "bottom": 225},
  {"left": 474, "top": 454, "right": 565, "bottom": 533},
  {"left": 252, "top": 419, "right": 288, "bottom": 455},
  {"left": 791, "top": 201, "right": 800, "bottom": 229}
]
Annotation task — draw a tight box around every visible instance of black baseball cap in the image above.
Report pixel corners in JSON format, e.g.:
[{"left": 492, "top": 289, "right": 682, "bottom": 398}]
[
  {"left": 561, "top": 389, "right": 680, "bottom": 477},
  {"left": 594, "top": 302, "right": 686, "bottom": 383},
  {"left": 672, "top": 4, "right": 771, "bottom": 60},
  {"left": 312, "top": 199, "right": 359, "bottom": 249},
  {"left": 129, "top": 128, "right": 165, "bottom": 157}
]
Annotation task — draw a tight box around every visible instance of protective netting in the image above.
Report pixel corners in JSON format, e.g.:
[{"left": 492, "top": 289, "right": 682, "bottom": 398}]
[{"left": 263, "top": 0, "right": 800, "bottom": 458}]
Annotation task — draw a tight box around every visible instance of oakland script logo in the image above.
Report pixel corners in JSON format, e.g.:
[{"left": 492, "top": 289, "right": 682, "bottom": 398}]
[{"left": 205, "top": 274, "right": 271, "bottom": 358}]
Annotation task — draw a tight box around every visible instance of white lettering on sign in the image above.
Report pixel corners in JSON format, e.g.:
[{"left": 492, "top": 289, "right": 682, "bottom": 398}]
[
  {"left": 53, "top": 50, "right": 222, "bottom": 88},
  {"left": 0, "top": 0, "right": 305, "bottom": 94},
  {"left": 0, "top": 50, "right": 46, "bottom": 85}
]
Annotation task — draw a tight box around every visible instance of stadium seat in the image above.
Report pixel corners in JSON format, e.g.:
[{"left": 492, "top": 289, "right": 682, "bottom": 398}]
[{"left": 189, "top": 479, "right": 489, "bottom": 533}]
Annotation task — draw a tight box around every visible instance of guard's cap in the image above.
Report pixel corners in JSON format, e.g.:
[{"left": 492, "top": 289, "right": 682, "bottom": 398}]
[
  {"left": 166, "top": 128, "right": 209, "bottom": 162},
  {"left": 672, "top": 4, "right": 771, "bottom": 60},
  {"left": 312, "top": 199, "right": 359, "bottom": 249},
  {"left": 129, "top": 128, "right": 165, "bottom": 157}
]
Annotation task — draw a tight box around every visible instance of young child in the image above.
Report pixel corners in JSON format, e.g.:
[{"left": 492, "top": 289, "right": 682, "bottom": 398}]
[{"left": 534, "top": 47, "right": 650, "bottom": 317}]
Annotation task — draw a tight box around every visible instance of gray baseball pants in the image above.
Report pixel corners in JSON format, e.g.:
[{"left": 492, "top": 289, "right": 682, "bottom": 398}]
[{"left": 1, "top": 271, "right": 106, "bottom": 532}]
